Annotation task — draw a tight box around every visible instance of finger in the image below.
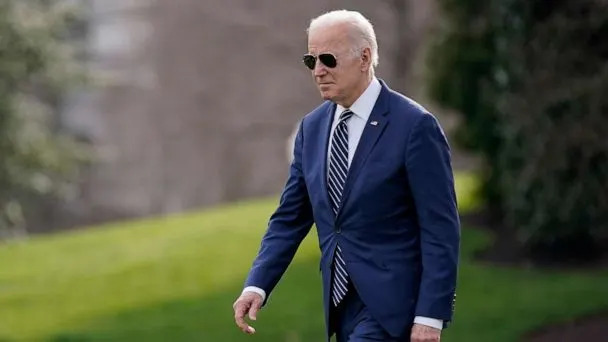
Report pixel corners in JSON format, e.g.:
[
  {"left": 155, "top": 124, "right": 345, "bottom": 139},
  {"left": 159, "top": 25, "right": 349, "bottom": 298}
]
[
  {"left": 234, "top": 303, "right": 251, "bottom": 332},
  {"left": 234, "top": 302, "right": 257, "bottom": 335},
  {"left": 248, "top": 297, "right": 262, "bottom": 321},
  {"left": 235, "top": 314, "right": 255, "bottom": 334}
]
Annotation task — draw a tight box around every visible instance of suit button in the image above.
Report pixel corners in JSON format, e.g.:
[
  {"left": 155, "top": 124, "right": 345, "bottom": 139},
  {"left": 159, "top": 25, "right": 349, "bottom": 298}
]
[{"left": 336, "top": 227, "right": 341, "bottom": 233}]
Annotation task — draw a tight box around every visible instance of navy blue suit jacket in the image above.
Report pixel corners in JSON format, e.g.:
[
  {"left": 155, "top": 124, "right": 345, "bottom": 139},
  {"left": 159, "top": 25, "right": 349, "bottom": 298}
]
[{"left": 245, "top": 80, "right": 460, "bottom": 338}]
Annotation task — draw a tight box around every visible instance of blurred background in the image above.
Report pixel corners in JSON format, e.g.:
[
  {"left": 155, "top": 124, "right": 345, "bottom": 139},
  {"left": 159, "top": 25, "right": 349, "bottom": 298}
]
[{"left": 0, "top": 0, "right": 606, "bottom": 341}]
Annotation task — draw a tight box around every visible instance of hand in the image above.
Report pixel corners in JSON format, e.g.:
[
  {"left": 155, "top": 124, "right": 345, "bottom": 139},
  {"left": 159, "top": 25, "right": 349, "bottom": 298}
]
[
  {"left": 233, "top": 291, "right": 263, "bottom": 335},
  {"left": 411, "top": 323, "right": 441, "bottom": 342}
]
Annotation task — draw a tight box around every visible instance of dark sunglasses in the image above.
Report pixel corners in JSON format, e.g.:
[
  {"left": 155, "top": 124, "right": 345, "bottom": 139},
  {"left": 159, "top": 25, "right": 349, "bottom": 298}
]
[{"left": 302, "top": 53, "right": 337, "bottom": 70}]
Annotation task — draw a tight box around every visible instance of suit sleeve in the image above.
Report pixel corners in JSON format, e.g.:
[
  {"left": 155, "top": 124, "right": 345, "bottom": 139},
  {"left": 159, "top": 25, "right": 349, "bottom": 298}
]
[
  {"left": 405, "top": 113, "right": 460, "bottom": 323},
  {"left": 244, "top": 119, "right": 315, "bottom": 301}
]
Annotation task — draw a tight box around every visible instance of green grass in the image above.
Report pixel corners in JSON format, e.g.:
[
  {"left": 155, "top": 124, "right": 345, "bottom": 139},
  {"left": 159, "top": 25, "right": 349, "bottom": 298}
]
[{"left": 0, "top": 173, "right": 606, "bottom": 341}]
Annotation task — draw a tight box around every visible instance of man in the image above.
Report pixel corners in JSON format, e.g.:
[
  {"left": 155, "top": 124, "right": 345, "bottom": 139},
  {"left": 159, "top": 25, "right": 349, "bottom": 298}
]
[{"left": 233, "top": 10, "right": 460, "bottom": 342}]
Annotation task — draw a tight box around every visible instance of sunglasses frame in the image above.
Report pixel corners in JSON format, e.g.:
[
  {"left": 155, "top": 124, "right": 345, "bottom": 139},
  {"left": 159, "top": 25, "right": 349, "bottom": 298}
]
[{"left": 302, "top": 53, "right": 338, "bottom": 70}]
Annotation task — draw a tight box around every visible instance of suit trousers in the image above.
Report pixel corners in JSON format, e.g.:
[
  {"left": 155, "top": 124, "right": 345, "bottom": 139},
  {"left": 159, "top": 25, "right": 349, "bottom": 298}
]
[{"left": 330, "top": 282, "right": 408, "bottom": 342}]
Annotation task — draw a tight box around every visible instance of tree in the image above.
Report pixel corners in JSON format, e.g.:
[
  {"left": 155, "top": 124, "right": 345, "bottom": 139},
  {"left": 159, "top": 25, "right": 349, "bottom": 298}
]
[
  {"left": 428, "top": 0, "right": 608, "bottom": 260},
  {"left": 0, "top": 1, "right": 87, "bottom": 238}
]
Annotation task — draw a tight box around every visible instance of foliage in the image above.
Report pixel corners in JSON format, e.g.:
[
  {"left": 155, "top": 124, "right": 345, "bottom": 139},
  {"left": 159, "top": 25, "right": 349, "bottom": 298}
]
[
  {"left": 428, "top": 0, "right": 608, "bottom": 259},
  {"left": 0, "top": 0, "right": 87, "bottom": 237}
]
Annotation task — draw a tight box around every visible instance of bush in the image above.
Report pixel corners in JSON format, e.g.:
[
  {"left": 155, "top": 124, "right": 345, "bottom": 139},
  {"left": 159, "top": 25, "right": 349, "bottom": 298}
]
[
  {"left": 429, "top": 0, "right": 608, "bottom": 260},
  {"left": 0, "top": 1, "right": 87, "bottom": 238}
]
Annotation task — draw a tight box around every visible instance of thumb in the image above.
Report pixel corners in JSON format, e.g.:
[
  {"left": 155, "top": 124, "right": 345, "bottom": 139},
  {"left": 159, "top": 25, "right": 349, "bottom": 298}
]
[{"left": 248, "top": 297, "right": 262, "bottom": 321}]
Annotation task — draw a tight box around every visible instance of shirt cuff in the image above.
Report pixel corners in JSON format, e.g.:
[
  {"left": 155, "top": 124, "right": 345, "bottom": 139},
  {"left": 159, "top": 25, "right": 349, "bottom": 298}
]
[
  {"left": 242, "top": 286, "right": 266, "bottom": 301},
  {"left": 414, "top": 316, "right": 443, "bottom": 330}
]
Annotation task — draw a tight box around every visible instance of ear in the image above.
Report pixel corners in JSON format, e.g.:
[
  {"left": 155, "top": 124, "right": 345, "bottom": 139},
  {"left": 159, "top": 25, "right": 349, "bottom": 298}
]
[{"left": 360, "top": 47, "right": 372, "bottom": 72}]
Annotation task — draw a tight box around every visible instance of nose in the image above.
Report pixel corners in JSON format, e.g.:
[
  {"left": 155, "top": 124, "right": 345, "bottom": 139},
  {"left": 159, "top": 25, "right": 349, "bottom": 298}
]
[{"left": 313, "top": 61, "right": 327, "bottom": 77}]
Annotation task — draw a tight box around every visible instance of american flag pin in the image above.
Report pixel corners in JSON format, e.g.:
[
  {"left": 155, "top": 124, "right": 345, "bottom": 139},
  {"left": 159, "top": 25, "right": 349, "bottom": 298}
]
[{"left": 370, "top": 121, "right": 378, "bottom": 126}]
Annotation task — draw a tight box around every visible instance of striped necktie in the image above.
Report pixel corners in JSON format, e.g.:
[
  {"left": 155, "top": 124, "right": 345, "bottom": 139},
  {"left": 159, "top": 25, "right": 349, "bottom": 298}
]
[{"left": 328, "top": 109, "right": 354, "bottom": 306}]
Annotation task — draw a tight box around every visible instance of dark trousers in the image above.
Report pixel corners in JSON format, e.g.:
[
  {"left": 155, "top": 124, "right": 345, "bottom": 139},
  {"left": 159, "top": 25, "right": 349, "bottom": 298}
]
[{"left": 330, "top": 283, "right": 407, "bottom": 342}]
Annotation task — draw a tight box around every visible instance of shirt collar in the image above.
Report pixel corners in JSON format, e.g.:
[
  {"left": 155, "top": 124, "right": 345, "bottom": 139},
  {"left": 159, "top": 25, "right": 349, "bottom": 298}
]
[{"left": 336, "top": 77, "right": 382, "bottom": 121}]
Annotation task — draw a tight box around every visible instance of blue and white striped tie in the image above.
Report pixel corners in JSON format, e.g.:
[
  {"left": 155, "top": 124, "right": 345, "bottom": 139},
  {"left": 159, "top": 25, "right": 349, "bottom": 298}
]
[{"left": 328, "top": 109, "right": 353, "bottom": 307}]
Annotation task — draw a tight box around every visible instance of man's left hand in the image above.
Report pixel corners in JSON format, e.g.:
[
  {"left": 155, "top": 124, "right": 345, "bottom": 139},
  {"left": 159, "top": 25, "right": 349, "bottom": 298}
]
[{"left": 411, "top": 323, "right": 441, "bottom": 342}]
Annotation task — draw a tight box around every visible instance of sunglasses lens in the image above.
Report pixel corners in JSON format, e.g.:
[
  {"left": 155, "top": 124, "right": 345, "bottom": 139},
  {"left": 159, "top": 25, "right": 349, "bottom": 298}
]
[
  {"left": 319, "top": 54, "right": 337, "bottom": 68},
  {"left": 303, "top": 55, "right": 316, "bottom": 70}
]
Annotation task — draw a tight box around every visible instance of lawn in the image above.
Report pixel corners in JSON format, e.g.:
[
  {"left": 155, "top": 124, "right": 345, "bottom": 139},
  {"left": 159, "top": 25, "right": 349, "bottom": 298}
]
[{"left": 0, "top": 172, "right": 607, "bottom": 341}]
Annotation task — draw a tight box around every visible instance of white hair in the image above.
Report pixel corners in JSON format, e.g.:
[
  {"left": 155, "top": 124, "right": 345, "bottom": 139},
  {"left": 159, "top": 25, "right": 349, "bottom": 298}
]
[{"left": 307, "top": 10, "right": 379, "bottom": 71}]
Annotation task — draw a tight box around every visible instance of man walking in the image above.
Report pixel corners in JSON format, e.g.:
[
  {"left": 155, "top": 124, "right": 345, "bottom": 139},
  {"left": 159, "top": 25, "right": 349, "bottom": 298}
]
[{"left": 233, "top": 10, "right": 460, "bottom": 342}]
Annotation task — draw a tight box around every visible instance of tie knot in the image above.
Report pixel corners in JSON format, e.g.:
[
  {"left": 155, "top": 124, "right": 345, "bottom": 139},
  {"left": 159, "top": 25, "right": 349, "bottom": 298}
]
[{"left": 340, "top": 109, "right": 354, "bottom": 122}]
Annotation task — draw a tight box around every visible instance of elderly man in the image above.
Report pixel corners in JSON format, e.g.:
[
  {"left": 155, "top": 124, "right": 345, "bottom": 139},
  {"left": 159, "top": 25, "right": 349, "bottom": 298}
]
[{"left": 233, "top": 10, "right": 460, "bottom": 342}]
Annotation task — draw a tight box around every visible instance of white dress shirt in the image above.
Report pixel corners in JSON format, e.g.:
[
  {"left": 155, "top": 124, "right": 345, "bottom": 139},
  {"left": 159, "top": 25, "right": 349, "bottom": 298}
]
[
  {"left": 326, "top": 77, "right": 382, "bottom": 170},
  {"left": 243, "top": 78, "right": 443, "bottom": 331}
]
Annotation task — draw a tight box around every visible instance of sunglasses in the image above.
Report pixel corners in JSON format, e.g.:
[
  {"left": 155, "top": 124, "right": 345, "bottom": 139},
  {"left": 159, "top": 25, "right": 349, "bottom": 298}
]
[{"left": 302, "top": 53, "right": 337, "bottom": 70}]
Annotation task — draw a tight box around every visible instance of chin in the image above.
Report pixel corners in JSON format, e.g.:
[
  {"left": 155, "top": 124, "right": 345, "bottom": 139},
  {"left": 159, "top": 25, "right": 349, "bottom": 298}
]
[{"left": 319, "top": 90, "right": 336, "bottom": 102}]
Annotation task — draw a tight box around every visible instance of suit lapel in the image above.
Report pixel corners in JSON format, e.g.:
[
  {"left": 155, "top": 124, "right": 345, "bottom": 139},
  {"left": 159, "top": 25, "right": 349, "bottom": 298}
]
[
  {"left": 320, "top": 102, "right": 336, "bottom": 218},
  {"left": 336, "top": 83, "right": 391, "bottom": 220}
]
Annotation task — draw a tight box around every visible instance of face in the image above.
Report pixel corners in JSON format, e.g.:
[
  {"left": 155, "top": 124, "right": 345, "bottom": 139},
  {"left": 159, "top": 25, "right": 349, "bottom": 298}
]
[{"left": 307, "top": 24, "right": 371, "bottom": 107}]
